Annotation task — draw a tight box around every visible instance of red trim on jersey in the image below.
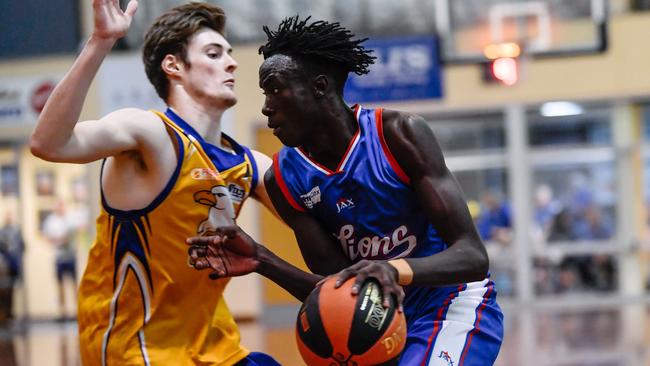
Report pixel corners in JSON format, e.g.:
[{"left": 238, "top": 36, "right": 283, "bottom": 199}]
[
  {"left": 297, "top": 147, "right": 337, "bottom": 175},
  {"left": 458, "top": 284, "right": 494, "bottom": 365},
  {"left": 273, "top": 153, "right": 306, "bottom": 212},
  {"left": 375, "top": 109, "right": 411, "bottom": 185},
  {"left": 296, "top": 104, "right": 361, "bottom": 175}
]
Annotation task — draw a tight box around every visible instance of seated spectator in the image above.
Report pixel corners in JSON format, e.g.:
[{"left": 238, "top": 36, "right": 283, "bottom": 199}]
[
  {"left": 548, "top": 208, "right": 574, "bottom": 242},
  {"left": 476, "top": 189, "right": 512, "bottom": 244},
  {"left": 572, "top": 204, "right": 614, "bottom": 240}
]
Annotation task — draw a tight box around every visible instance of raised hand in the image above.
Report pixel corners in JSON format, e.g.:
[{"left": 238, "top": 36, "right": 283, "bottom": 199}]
[
  {"left": 332, "top": 260, "right": 405, "bottom": 311},
  {"left": 187, "top": 226, "right": 260, "bottom": 279},
  {"left": 92, "top": 0, "right": 138, "bottom": 40}
]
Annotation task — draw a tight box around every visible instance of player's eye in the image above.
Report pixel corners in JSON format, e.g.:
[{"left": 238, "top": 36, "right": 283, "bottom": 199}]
[{"left": 263, "top": 88, "right": 280, "bottom": 96}]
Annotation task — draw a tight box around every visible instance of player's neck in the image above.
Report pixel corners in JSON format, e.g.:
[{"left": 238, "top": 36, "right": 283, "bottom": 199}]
[
  {"left": 303, "top": 104, "right": 357, "bottom": 170},
  {"left": 167, "top": 94, "right": 227, "bottom": 148}
]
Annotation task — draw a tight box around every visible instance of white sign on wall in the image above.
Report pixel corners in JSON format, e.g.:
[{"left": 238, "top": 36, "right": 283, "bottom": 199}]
[
  {"left": 97, "top": 53, "right": 234, "bottom": 134},
  {"left": 0, "top": 76, "right": 60, "bottom": 124},
  {"left": 97, "top": 53, "right": 165, "bottom": 116}
]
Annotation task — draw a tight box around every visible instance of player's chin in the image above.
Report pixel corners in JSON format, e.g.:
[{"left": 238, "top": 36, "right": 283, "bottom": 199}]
[
  {"left": 221, "top": 93, "right": 237, "bottom": 108},
  {"left": 275, "top": 132, "right": 300, "bottom": 147}
]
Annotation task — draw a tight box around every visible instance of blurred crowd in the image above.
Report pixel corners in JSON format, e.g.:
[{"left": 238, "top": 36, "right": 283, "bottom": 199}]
[{"left": 469, "top": 173, "right": 619, "bottom": 297}]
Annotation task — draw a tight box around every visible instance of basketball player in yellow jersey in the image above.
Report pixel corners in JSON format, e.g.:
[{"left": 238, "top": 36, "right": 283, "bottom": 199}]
[{"left": 30, "top": 1, "right": 281, "bottom": 365}]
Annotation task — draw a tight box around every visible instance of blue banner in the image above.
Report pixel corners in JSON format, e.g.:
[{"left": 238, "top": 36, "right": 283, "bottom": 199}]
[{"left": 344, "top": 35, "right": 443, "bottom": 103}]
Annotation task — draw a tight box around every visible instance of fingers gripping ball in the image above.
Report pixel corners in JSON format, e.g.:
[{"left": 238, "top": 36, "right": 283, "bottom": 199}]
[{"left": 296, "top": 276, "right": 406, "bottom": 365}]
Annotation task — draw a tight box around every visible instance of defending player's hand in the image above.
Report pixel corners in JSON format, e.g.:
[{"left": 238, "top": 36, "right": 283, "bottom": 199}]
[
  {"left": 92, "top": 0, "right": 138, "bottom": 40},
  {"left": 186, "top": 226, "right": 260, "bottom": 279},
  {"left": 333, "top": 260, "right": 405, "bottom": 312}
]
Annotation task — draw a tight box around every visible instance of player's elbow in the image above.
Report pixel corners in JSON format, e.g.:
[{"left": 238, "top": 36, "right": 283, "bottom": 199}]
[
  {"left": 29, "top": 134, "right": 48, "bottom": 159},
  {"left": 29, "top": 134, "right": 61, "bottom": 162},
  {"left": 469, "top": 246, "right": 490, "bottom": 280}
]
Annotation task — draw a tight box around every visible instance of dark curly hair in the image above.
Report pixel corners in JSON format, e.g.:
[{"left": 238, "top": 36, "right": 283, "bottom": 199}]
[
  {"left": 143, "top": 3, "right": 226, "bottom": 101},
  {"left": 259, "top": 16, "right": 375, "bottom": 93}
]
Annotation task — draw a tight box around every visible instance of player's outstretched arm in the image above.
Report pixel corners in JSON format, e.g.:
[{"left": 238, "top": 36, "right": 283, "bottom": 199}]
[
  {"left": 187, "top": 226, "right": 323, "bottom": 302},
  {"left": 30, "top": 0, "right": 139, "bottom": 163}
]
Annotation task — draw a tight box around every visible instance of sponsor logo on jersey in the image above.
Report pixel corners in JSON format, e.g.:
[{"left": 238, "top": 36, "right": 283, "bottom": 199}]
[
  {"left": 228, "top": 183, "right": 246, "bottom": 205},
  {"left": 335, "top": 197, "right": 355, "bottom": 213},
  {"left": 191, "top": 168, "right": 221, "bottom": 180},
  {"left": 337, "top": 224, "right": 416, "bottom": 260},
  {"left": 438, "top": 350, "right": 454, "bottom": 366},
  {"left": 300, "top": 186, "right": 321, "bottom": 209}
]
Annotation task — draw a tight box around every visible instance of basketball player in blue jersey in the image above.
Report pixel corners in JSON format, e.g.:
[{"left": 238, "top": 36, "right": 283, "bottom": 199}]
[
  {"left": 189, "top": 16, "right": 504, "bottom": 365},
  {"left": 30, "top": 1, "right": 280, "bottom": 365}
]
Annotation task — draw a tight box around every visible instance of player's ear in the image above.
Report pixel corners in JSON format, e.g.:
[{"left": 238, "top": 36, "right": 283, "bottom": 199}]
[
  {"left": 162, "top": 54, "right": 182, "bottom": 78},
  {"left": 312, "top": 75, "right": 329, "bottom": 99}
]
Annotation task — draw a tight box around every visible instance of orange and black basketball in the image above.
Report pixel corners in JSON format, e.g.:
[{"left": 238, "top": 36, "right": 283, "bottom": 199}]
[{"left": 295, "top": 276, "right": 407, "bottom": 365}]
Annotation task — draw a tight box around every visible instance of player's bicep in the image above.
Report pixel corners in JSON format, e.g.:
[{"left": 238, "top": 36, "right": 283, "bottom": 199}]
[
  {"left": 383, "top": 112, "right": 481, "bottom": 245},
  {"left": 414, "top": 171, "right": 481, "bottom": 245},
  {"left": 39, "top": 108, "right": 154, "bottom": 164},
  {"left": 63, "top": 120, "right": 138, "bottom": 163},
  {"left": 264, "top": 168, "right": 351, "bottom": 275}
]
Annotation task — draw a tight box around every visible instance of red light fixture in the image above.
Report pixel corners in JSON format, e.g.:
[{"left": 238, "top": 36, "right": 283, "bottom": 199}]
[{"left": 491, "top": 57, "right": 519, "bottom": 86}]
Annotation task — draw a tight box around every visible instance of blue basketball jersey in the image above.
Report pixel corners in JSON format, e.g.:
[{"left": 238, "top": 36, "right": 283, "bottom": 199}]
[
  {"left": 275, "top": 105, "right": 446, "bottom": 261},
  {"left": 275, "top": 105, "right": 503, "bottom": 365}
]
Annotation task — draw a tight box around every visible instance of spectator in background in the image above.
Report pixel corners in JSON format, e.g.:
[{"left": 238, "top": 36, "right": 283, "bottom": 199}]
[
  {"left": 547, "top": 208, "right": 574, "bottom": 242},
  {"left": 572, "top": 204, "right": 614, "bottom": 240},
  {"left": 556, "top": 259, "right": 583, "bottom": 293},
  {"left": 476, "top": 189, "right": 512, "bottom": 244},
  {"left": 533, "top": 257, "right": 556, "bottom": 295},
  {"left": 42, "top": 200, "right": 76, "bottom": 321},
  {"left": 0, "top": 212, "right": 25, "bottom": 321},
  {"left": 533, "top": 184, "right": 561, "bottom": 240},
  {"left": 585, "top": 254, "right": 616, "bottom": 291},
  {"left": 566, "top": 172, "right": 594, "bottom": 216}
]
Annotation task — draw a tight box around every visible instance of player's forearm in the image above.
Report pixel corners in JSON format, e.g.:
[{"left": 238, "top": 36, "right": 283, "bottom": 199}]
[
  {"left": 30, "top": 35, "right": 116, "bottom": 159},
  {"left": 405, "top": 240, "right": 489, "bottom": 287},
  {"left": 255, "top": 245, "right": 322, "bottom": 302}
]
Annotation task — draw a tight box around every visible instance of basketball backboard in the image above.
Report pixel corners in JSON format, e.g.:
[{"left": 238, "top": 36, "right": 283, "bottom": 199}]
[{"left": 435, "top": 0, "right": 608, "bottom": 63}]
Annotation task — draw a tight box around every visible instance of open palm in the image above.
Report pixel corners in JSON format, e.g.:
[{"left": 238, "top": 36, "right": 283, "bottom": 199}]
[{"left": 92, "top": 0, "right": 138, "bottom": 40}]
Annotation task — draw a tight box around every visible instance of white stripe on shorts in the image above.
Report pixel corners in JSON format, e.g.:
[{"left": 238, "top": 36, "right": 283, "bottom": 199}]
[{"left": 426, "top": 279, "right": 489, "bottom": 366}]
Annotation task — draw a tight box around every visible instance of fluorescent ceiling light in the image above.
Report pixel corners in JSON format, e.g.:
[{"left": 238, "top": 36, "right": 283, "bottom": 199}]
[{"left": 540, "top": 101, "right": 584, "bottom": 117}]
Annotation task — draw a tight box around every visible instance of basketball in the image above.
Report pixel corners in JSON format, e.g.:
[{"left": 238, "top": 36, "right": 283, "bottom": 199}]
[{"left": 295, "top": 276, "right": 407, "bottom": 365}]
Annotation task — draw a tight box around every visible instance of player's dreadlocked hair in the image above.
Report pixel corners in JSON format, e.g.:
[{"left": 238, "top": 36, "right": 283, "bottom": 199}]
[{"left": 259, "top": 16, "right": 375, "bottom": 93}]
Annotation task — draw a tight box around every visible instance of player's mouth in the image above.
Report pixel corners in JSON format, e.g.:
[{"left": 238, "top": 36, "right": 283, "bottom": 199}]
[{"left": 224, "top": 79, "right": 235, "bottom": 87}]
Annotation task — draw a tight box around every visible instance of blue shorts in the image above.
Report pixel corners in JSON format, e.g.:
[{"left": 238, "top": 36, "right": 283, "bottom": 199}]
[
  {"left": 235, "top": 352, "right": 282, "bottom": 366},
  {"left": 398, "top": 279, "right": 504, "bottom": 366},
  {"left": 55, "top": 258, "right": 77, "bottom": 282}
]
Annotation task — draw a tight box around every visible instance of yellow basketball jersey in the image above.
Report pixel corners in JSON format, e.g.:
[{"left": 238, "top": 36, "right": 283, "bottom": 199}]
[{"left": 78, "top": 109, "right": 258, "bottom": 366}]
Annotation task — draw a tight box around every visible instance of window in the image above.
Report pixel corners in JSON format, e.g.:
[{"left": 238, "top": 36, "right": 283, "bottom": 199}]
[
  {"left": 427, "top": 113, "right": 505, "bottom": 153},
  {"left": 0, "top": 0, "right": 80, "bottom": 59},
  {"left": 532, "top": 162, "right": 616, "bottom": 243},
  {"left": 428, "top": 112, "right": 514, "bottom": 296},
  {"left": 528, "top": 103, "right": 618, "bottom": 297},
  {"left": 528, "top": 105, "right": 611, "bottom": 147}
]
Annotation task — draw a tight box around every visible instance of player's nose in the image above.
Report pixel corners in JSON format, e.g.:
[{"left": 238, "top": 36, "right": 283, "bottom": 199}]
[
  {"left": 261, "top": 100, "right": 274, "bottom": 117},
  {"left": 225, "top": 53, "right": 237, "bottom": 72}
]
